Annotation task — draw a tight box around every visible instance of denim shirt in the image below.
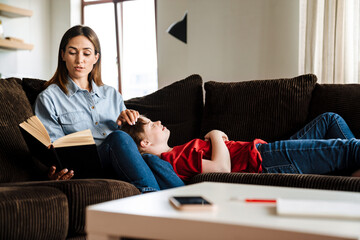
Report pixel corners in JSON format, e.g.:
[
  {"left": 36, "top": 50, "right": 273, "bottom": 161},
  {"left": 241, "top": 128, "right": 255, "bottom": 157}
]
[{"left": 34, "top": 78, "right": 126, "bottom": 146}]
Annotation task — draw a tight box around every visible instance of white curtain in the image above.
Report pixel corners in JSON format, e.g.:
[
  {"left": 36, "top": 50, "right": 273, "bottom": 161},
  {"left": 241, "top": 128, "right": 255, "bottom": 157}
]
[{"left": 299, "top": 0, "right": 360, "bottom": 84}]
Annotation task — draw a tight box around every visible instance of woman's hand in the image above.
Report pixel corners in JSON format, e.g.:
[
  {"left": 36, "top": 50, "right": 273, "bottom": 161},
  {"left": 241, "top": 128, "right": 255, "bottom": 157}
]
[
  {"left": 117, "top": 109, "right": 139, "bottom": 126},
  {"left": 48, "top": 166, "right": 74, "bottom": 180},
  {"left": 204, "top": 130, "right": 229, "bottom": 142}
]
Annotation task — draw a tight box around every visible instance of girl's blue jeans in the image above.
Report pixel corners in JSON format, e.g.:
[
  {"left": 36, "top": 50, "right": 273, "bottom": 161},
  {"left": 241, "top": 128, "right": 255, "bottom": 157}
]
[
  {"left": 98, "top": 130, "right": 184, "bottom": 193},
  {"left": 257, "top": 112, "right": 360, "bottom": 174}
]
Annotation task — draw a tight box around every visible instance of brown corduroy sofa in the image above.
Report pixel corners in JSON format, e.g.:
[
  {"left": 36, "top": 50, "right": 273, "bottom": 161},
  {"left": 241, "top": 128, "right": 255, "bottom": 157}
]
[
  {"left": 1, "top": 73, "right": 360, "bottom": 239},
  {"left": 124, "top": 73, "right": 360, "bottom": 191},
  {"left": 0, "top": 78, "right": 141, "bottom": 240}
]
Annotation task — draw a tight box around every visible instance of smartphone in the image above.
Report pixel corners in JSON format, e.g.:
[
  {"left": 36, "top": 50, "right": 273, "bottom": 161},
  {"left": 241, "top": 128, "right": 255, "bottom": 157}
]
[{"left": 169, "top": 196, "right": 215, "bottom": 211}]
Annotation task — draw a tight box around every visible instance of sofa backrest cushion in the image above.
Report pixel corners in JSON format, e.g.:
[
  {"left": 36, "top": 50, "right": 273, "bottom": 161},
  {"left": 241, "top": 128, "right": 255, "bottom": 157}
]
[
  {"left": 201, "top": 74, "right": 317, "bottom": 142},
  {"left": 308, "top": 84, "right": 360, "bottom": 138},
  {"left": 22, "top": 78, "right": 46, "bottom": 106},
  {"left": 0, "top": 78, "right": 35, "bottom": 182},
  {"left": 125, "top": 74, "right": 204, "bottom": 146}
]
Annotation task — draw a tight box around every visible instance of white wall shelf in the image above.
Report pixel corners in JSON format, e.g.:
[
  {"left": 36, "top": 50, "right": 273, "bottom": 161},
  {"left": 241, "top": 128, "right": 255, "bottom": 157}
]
[
  {"left": 0, "top": 3, "right": 33, "bottom": 50},
  {"left": 0, "top": 38, "right": 33, "bottom": 50},
  {"left": 0, "top": 3, "right": 33, "bottom": 18}
]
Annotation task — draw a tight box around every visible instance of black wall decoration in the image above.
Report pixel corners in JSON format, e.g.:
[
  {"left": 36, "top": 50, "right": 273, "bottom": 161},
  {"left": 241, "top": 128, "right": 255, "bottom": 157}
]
[{"left": 167, "top": 12, "right": 187, "bottom": 44}]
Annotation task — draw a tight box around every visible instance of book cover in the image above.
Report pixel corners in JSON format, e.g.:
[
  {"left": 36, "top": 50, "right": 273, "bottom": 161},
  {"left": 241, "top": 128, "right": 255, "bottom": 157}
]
[{"left": 19, "top": 116, "right": 103, "bottom": 179}]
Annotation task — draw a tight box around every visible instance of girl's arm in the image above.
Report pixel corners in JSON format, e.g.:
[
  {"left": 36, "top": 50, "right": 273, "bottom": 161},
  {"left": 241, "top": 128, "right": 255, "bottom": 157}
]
[{"left": 202, "top": 130, "right": 231, "bottom": 173}]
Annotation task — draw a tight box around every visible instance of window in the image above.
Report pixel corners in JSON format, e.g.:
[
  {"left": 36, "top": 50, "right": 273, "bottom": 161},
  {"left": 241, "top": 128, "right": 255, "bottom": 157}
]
[{"left": 82, "top": 0, "right": 158, "bottom": 99}]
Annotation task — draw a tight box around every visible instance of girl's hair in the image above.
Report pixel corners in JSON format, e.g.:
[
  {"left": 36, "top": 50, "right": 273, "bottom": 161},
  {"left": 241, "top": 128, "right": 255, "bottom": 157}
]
[
  {"left": 44, "top": 25, "right": 103, "bottom": 94},
  {"left": 121, "top": 116, "right": 148, "bottom": 153}
]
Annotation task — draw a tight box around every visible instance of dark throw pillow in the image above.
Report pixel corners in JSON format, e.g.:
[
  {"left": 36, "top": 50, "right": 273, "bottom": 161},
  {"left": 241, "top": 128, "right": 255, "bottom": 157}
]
[
  {"left": 125, "top": 74, "right": 204, "bottom": 146},
  {"left": 201, "top": 74, "right": 318, "bottom": 142},
  {"left": 0, "top": 78, "right": 35, "bottom": 182},
  {"left": 21, "top": 78, "right": 47, "bottom": 106},
  {"left": 308, "top": 84, "right": 360, "bottom": 138}
]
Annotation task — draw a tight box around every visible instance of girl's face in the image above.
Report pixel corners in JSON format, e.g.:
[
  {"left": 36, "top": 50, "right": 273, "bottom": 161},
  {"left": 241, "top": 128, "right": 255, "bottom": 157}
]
[
  {"left": 142, "top": 116, "right": 170, "bottom": 146},
  {"left": 61, "top": 35, "right": 99, "bottom": 82}
]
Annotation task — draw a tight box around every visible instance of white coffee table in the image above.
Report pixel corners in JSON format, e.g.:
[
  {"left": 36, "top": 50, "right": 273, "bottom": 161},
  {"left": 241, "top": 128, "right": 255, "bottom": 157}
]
[{"left": 86, "top": 182, "right": 360, "bottom": 240}]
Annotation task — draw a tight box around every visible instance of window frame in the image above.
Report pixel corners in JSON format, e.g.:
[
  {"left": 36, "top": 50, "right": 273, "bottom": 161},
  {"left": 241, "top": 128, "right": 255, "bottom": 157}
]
[{"left": 81, "top": 0, "right": 140, "bottom": 93}]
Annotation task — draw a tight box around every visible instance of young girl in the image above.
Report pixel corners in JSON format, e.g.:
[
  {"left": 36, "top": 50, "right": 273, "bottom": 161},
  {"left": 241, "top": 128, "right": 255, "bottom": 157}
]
[{"left": 121, "top": 112, "right": 360, "bottom": 181}]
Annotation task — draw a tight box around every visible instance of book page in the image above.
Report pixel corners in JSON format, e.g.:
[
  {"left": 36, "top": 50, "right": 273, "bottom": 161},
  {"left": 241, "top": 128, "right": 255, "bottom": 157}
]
[
  {"left": 53, "top": 129, "right": 95, "bottom": 148},
  {"left": 19, "top": 115, "right": 51, "bottom": 147}
]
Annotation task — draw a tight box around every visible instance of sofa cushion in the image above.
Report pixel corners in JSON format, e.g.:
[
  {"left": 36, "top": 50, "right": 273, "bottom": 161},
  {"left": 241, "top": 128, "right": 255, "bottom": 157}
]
[
  {"left": 201, "top": 74, "right": 317, "bottom": 142},
  {"left": 308, "top": 84, "right": 360, "bottom": 138},
  {"left": 22, "top": 78, "right": 47, "bottom": 106},
  {"left": 0, "top": 186, "right": 68, "bottom": 240},
  {"left": 4, "top": 179, "right": 140, "bottom": 236},
  {"left": 23, "top": 76, "right": 204, "bottom": 146},
  {"left": 0, "top": 78, "right": 35, "bottom": 182},
  {"left": 125, "top": 74, "right": 204, "bottom": 146},
  {"left": 189, "top": 172, "right": 360, "bottom": 192}
]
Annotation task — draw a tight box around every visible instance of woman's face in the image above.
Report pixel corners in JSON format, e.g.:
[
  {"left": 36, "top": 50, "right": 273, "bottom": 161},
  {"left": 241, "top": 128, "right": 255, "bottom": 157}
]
[{"left": 61, "top": 35, "right": 99, "bottom": 82}]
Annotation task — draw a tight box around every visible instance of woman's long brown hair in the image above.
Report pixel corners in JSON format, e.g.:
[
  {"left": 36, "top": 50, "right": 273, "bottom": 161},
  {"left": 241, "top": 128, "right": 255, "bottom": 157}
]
[{"left": 44, "top": 25, "right": 103, "bottom": 94}]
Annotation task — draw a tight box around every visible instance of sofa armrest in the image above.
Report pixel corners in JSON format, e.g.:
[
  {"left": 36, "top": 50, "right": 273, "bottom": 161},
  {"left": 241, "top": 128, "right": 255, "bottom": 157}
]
[
  {"left": 189, "top": 172, "right": 360, "bottom": 192},
  {"left": 0, "top": 186, "right": 68, "bottom": 240},
  {"left": 2, "top": 179, "right": 140, "bottom": 237}
]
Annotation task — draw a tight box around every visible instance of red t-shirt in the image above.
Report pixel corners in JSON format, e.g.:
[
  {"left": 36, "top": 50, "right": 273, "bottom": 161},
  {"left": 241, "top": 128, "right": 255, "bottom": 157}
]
[{"left": 161, "top": 139, "right": 267, "bottom": 181}]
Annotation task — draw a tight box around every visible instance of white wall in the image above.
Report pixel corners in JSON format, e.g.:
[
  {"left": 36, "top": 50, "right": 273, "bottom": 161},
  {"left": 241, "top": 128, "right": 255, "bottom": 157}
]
[
  {"left": 49, "top": 0, "right": 81, "bottom": 73},
  {"left": 157, "top": 0, "right": 300, "bottom": 88},
  {"left": 0, "top": 0, "right": 81, "bottom": 80},
  {"left": 0, "top": 0, "right": 299, "bottom": 87}
]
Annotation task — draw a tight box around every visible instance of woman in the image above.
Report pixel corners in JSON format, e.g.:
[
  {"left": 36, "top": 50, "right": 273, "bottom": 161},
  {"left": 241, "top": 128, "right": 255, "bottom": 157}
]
[{"left": 35, "top": 25, "right": 184, "bottom": 192}]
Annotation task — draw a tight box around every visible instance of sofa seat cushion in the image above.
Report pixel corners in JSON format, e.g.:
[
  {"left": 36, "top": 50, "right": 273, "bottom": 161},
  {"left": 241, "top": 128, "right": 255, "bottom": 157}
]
[
  {"left": 201, "top": 74, "right": 317, "bottom": 142},
  {"left": 189, "top": 172, "right": 360, "bottom": 192},
  {"left": 3, "top": 179, "right": 140, "bottom": 236},
  {"left": 0, "top": 186, "right": 68, "bottom": 240},
  {"left": 308, "top": 84, "right": 360, "bottom": 138},
  {"left": 125, "top": 74, "right": 204, "bottom": 146},
  {"left": 0, "top": 78, "right": 36, "bottom": 182}
]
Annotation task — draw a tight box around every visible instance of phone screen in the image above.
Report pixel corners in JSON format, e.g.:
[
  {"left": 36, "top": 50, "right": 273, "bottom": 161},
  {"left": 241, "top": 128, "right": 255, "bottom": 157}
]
[
  {"left": 172, "top": 196, "right": 212, "bottom": 205},
  {"left": 169, "top": 196, "right": 215, "bottom": 211}
]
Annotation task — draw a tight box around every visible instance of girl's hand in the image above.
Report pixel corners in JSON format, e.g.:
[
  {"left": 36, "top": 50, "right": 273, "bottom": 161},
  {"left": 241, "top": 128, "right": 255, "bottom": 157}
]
[
  {"left": 117, "top": 109, "right": 139, "bottom": 126},
  {"left": 202, "top": 130, "right": 231, "bottom": 173},
  {"left": 204, "top": 130, "right": 228, "bottom": 142}
]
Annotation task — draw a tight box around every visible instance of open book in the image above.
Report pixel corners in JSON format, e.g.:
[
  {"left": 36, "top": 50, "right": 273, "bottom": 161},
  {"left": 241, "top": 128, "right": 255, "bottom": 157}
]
[
  {"left": 19, "top": 115, "right": 102, "bottom": 178},
  {"left": 20, "top": 115, "right": 95, "bottom": 148}
]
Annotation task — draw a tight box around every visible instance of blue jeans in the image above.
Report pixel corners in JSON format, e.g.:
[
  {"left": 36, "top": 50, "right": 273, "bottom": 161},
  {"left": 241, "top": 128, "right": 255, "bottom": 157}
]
[
  {"left": 257, "top": 112, "right": 360, "bottom": 174},
  {"left": 98, "top": 130, "right": 184, "bottom": 193}
]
